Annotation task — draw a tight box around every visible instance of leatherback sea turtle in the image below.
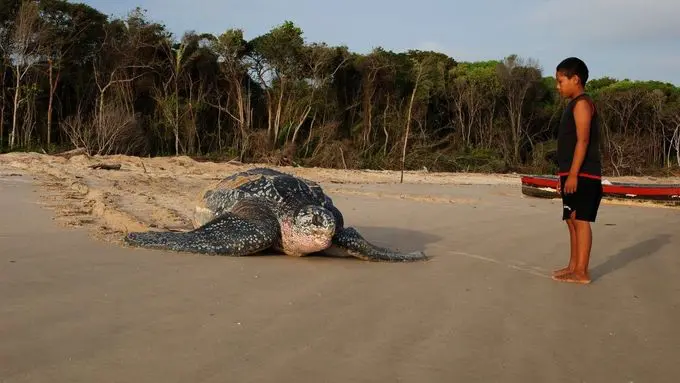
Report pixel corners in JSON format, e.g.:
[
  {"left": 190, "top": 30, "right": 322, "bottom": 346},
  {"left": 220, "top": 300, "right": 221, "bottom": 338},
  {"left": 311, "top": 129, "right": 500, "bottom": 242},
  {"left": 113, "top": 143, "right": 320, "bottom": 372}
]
[{"left": 124, "top": 167, "right": 427, "bottom": 262}]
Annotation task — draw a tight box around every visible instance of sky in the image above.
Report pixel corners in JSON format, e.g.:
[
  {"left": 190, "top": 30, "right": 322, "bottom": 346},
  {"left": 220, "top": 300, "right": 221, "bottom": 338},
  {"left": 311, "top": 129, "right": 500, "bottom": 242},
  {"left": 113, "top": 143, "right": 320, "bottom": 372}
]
[{"left": 83, "top": 0, "right": 680, "bottom": 85}]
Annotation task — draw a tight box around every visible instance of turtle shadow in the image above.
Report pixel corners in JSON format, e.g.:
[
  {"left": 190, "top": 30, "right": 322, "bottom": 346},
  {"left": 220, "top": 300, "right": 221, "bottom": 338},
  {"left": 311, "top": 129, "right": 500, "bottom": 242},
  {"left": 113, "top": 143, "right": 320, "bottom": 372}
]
[
  {"left": 306, "top": 226, "right": 441, "bottom": 260},
  {"left": 590, "top": 234, "right": 672, "bottom": 281},
  {"left": 352, "top": 226, "right": 441, "bottom": 251}
]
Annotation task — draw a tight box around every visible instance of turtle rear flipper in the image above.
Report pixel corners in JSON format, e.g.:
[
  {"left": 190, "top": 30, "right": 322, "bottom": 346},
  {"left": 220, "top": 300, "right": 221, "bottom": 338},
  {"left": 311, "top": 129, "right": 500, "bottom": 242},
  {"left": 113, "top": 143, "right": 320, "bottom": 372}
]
[
  {"left": 125, "top": 202, "right": 279, "bottom": 256},
  {"left": 331, "top": 227, "right": 428, "bottom": 262}
]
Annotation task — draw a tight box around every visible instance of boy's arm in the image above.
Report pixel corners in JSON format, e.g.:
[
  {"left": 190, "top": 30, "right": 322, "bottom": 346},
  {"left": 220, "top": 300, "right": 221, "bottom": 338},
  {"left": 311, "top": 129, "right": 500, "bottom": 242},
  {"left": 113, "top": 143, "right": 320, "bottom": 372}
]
[{"left": 568, "top": 99, "right": 593, "bottom": 176}]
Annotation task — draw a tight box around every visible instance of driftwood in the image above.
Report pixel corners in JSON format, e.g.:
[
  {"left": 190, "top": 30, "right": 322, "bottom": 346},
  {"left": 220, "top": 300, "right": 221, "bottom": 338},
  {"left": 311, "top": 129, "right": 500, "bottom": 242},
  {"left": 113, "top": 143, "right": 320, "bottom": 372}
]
[
  {"left": 55, "top": 147, "right": 87, "bottom": 159},
  {"left": 88, "top": 163, "right": 121, "bottom": 170}
]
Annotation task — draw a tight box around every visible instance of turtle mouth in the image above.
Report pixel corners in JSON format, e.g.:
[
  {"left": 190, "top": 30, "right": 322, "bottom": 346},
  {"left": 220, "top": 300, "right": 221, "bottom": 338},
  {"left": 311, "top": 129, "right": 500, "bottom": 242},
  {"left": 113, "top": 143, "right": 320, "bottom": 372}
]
[
  {"left": 301, "top": 226, "right": 335, "bottom": 248},
  {"left": 280, "top": 221, "right": 335, "bottom": 255},
  {"left": 309, "top": 225, "right": 336, "bottom": 245},
  {"left": 304, "top": 234, "right": 333, "bottom": 252},
  {"left": 284, "top": 237, "right": 333, "bottom": 255}
]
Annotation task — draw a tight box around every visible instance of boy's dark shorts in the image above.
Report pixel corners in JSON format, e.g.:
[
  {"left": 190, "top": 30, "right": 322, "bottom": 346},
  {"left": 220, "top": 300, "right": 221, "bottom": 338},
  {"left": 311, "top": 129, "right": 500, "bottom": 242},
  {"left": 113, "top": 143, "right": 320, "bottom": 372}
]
[{"left": 560, "top": 175, "right": 603, "bottom": 222}]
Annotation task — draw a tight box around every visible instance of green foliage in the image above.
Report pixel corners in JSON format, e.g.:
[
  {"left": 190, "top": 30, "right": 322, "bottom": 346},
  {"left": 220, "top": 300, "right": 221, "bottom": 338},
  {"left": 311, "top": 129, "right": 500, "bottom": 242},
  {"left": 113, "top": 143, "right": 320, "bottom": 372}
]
[
  {"left": 0, "top": 1, "right": 678, "bottom": 175},
  {"left": 250, "top": 20, "right": 305, "bottom": 80},
  {"left": 213, "top": 29, "right": 249, "bottom": 64}
]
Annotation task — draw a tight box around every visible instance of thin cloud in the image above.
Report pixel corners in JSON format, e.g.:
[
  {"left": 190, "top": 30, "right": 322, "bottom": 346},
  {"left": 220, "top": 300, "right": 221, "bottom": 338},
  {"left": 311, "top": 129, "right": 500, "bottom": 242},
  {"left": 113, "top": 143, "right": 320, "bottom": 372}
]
[{"left": 527, "top": 0, "right": 680, "bottom": 43}]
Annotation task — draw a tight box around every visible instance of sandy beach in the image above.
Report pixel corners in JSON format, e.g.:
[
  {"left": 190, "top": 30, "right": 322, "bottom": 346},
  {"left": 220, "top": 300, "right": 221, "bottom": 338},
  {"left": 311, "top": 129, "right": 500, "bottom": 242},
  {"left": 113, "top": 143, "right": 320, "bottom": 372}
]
[
  {"left": 1, "top": 152, "right": 678, "bottom": 245},
  {"left": 1, "top": 153, "right": 680, "bottom": 382}
]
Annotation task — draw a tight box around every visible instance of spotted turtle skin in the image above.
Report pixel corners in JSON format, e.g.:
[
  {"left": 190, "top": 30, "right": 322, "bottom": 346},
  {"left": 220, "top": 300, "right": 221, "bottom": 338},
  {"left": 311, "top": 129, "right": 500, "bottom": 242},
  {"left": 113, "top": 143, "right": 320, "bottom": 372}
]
[{"left": 124, "top": 168, "right": 427, "bottom": 262}]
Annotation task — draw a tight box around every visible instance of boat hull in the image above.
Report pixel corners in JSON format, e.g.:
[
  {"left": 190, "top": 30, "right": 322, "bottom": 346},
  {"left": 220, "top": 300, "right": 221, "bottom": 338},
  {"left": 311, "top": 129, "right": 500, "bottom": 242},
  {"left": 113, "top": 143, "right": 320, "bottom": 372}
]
[{"left": 521, "top": 175, "right": 680, "bottom": 205}]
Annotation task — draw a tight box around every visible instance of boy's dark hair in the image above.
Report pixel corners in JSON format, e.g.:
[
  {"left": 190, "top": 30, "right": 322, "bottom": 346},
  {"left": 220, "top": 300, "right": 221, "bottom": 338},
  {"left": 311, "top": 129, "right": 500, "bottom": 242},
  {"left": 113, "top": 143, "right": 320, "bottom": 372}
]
[{"left": 556, "top": 57, "right": 589, "bottom": 84}]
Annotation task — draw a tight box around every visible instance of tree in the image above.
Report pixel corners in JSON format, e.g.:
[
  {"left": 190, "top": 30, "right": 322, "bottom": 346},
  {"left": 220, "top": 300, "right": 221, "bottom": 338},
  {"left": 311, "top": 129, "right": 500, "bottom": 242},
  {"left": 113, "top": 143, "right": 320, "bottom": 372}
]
[
  {"left": 39, "top": 0, "right": 106, "bottom": 149},
  {"left": 210, "top": 28, "right": 251, "bottom": 155},
  {"left": 449, "top": 60, "right": 500, "bottom": 149},
  {"left": 249, "top": 21, "right": 305, "bottom": 144},
  {"left": 401, "top": 52, "right": 448, "bottom": 182},
  {"left": 156, "top": 30, "right": 214, "bottom": 155},
  {"left": 8, "top": 0, "right": 43, "bottom": 149},
  {"left": 496, "top": 54, "right": 543, "bottom": 163}
]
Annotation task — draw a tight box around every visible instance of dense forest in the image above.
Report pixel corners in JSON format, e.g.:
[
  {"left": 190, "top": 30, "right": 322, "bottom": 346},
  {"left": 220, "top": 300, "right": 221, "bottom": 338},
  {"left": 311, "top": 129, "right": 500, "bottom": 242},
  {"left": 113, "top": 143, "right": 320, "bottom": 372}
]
[{"left": 1, "top": 0, "right": 679, "bottom": 176}]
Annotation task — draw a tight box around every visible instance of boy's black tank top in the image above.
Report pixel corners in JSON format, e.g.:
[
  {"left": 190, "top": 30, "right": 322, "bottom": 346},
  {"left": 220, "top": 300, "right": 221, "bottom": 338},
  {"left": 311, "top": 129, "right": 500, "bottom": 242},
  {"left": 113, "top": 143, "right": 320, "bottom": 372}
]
[{"left": 557, "top": 93, "right": 602, "bottom": 177}]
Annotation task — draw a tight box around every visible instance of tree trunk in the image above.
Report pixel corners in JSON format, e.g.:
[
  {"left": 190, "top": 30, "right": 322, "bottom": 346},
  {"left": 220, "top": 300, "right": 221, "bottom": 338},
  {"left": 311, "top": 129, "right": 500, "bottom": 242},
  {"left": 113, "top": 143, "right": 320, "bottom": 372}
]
[
  {"left": 174, "top": 77, "right": 180, "bottom": 155},
  {"left": 0, "top": 69, "right": 5, "bottom": 149},
  {"left": 217, "top": 101, "right": 222, "bottom": 152},
  {"left": 382, "top": 94, "right": 390, "bottom": 156},
  {"left": 47, "top": 59, "right": 61, "bottom": 150},
  {"left": 10, "top": 67, "right": 21, "bottom": 149},
  {"left": 0, "top": 101, "right": 4, "bottom": 150},
  {"left": 401, "top": 66, "right": 422, "bottom": 183},
  {"left": 0, "top": 85, "right": 4, "bottom": 150},
  {"left": 674, "top": 119, "right": 680, "bottom": 167},
  {"left": 274, "top": 77, "right": 286, "bottom": 145}
]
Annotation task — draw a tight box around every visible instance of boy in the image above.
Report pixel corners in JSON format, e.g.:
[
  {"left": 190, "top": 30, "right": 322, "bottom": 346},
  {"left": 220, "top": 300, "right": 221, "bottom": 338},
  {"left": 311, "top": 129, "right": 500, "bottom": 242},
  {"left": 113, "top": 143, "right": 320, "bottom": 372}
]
[{"left": 552, "top": 57, "right": 603, "bottom": 285}]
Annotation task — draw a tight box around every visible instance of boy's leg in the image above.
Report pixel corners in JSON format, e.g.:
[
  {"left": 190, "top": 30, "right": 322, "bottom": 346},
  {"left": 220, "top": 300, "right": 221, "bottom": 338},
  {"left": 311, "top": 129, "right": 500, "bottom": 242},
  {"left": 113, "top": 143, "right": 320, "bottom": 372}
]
[
  {"left": 553, "top": 218, "right": 577, "bottom": 276},
  {"left": 570, "top": 219, "right": 593, "bottom": 282},
  {"left": 553, "top": 177, "right": 600, "bottom": 284},
  {"left": 554, "top": 176, "right": 578, "bottom": 277},
  {"left": 553, "top": 214, "right": 592, "bottom": 284}
]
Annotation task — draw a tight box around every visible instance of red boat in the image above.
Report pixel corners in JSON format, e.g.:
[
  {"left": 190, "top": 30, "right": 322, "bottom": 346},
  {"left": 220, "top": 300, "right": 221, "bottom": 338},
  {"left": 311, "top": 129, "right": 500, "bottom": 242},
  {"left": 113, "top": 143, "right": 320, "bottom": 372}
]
[{"left": 521, "top": 175, "right": 680, "bottom": 205}]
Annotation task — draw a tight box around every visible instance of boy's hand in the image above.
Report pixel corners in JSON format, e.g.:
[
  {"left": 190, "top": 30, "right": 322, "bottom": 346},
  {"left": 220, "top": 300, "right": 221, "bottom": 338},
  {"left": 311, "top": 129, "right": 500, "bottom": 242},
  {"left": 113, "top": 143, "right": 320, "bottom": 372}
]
[{"left": 564, "top": 174, "right": 578, "bottom": 194}]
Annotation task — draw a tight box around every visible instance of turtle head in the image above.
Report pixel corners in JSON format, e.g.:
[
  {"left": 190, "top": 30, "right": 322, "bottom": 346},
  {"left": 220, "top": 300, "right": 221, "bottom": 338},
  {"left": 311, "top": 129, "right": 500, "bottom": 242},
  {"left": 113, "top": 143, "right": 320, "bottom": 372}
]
[{"left": 287, "top": 205, "right": 336, "bottom": 254}]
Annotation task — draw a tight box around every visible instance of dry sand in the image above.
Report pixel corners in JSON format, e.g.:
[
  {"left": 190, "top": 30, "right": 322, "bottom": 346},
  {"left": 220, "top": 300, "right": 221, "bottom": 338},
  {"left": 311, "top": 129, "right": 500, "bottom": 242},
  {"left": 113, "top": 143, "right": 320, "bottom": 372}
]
[
  {"left": 1, "top": 152, "right": 678, "bottom": 245},
  {"left": 2, "top": 153, "right": 680, "bottom": 382},
  {"left": 0, "top": 152, "right": 526, "bottom": 244}
]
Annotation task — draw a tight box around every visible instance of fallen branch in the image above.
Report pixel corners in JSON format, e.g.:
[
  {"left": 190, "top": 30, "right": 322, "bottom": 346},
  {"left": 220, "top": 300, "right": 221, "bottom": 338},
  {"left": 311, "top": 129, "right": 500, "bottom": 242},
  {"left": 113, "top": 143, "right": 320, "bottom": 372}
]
[
  {"left": 226, "top": 156, "right": 242, "bottom": 165},
  {"left": 55, "top": 147, "right": 87, "bottom": 159},
  {"left": 88, "top": 163, "right": 121, "bottom": 170}
]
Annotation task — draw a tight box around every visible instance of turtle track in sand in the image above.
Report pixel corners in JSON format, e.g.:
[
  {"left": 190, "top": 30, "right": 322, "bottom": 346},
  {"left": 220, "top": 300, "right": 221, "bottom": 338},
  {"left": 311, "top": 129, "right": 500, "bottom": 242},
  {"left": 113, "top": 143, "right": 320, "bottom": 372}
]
[
  {"left": 46, "top": 173, "right": 206, "bottom": 244},
  {"left": 0, "top": 154, "right": 212, "bottom": 244}
]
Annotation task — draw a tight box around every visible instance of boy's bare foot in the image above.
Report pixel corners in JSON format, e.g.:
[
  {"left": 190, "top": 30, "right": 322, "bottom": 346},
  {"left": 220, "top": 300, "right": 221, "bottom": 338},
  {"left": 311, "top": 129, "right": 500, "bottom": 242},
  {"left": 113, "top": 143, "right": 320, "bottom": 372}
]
[
  {"left": 552, "top": 266, "right": 573, "bottom": 277},
  {"left": 552, "top": 272, "right": 591, "bottom": 284}
]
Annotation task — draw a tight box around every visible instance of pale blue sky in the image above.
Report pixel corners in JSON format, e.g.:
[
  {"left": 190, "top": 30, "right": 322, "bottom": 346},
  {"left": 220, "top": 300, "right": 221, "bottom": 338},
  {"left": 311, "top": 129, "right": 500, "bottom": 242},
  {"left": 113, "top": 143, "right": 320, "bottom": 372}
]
[{"left": 84, "top": 0, "right": 680, "bottom": 85}]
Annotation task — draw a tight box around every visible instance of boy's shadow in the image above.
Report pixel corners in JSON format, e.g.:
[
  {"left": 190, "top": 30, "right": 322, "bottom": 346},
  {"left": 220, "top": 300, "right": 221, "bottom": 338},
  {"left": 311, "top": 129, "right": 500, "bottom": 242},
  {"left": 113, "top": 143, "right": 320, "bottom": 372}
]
[{"left": 590, "top": 234, "right": 672, "bottom": 281}]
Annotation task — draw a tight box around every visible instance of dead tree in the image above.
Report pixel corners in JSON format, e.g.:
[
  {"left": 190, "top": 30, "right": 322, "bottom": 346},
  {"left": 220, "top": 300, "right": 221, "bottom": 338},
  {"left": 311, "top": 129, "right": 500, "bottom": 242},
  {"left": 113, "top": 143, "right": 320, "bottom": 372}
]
[{"left": 8, "top": 0, "right": 42, "bottom": 149}]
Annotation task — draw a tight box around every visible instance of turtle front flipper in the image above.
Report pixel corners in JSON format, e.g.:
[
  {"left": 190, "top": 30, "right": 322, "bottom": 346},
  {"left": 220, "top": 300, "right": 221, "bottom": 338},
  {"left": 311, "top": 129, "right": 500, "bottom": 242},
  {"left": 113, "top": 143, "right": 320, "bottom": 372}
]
[
  {"left": 124, "top": 203, "right": 280, "bottom": 256},
  {"left": 331, "top": 227, "right": 428, "bottom": 262}
]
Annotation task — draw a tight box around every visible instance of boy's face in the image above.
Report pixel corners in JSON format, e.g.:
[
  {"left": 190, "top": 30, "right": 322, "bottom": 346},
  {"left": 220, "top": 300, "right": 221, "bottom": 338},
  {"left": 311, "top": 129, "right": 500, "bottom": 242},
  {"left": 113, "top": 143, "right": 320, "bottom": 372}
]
[{"left": 555, "top": 71, "right": 581, "bottom": 98}]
